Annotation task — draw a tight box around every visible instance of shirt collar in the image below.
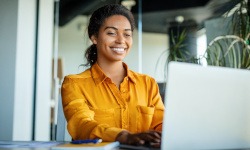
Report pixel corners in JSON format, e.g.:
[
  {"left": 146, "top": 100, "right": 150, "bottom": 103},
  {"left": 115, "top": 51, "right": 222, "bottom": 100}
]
[
  {"left": 91, "top": 62, "right": 136, "bottom": 85},
  {"left": 123, "top": 62, "right": 136, "bottom": 84}
]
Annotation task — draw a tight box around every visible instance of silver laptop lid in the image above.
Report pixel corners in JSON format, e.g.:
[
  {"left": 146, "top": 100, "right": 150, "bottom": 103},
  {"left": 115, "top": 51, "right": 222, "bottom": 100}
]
[{"left": 161, "top": 62, "right": 250, "bottom": 149}]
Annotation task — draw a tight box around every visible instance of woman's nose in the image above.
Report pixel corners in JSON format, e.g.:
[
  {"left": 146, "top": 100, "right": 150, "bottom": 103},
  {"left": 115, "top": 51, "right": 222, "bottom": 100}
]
[{"left": 115, "top": 34, "right": 125, "bottom": 43}]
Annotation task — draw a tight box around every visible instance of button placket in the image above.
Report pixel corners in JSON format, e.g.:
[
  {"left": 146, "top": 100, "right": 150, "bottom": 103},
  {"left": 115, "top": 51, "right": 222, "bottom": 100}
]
[{"left": 121, "top": 104, "right": 129, "bottom": 129}]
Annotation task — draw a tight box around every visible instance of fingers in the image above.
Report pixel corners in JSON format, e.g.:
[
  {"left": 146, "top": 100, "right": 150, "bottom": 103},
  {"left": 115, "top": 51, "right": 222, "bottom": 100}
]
[
  {"left": 151, "top": 130, "right": 162, "bottom": 138},
  {"left": 150, "top": 130, "right": 161, "bottom": 138},
  {"left": 127, "top": 136, "right": 145, "bottom": 145},
  {"left": 116, "top": 130, "right": 162, "bottom": 147},
  {"left": 138, "top": 131, "right": 161, "bottom": 143},
  {"left": 127, "top": 131, "right": 161, "bottom": 146},
  {"left": 149, "top": 142, "right": 161, "bottom": 148}
]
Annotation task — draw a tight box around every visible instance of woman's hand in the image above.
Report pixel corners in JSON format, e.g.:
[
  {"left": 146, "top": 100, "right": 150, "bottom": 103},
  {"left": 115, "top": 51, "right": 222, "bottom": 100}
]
[{"left": 115, "top": 130, "right": 161, "bottom": 147}]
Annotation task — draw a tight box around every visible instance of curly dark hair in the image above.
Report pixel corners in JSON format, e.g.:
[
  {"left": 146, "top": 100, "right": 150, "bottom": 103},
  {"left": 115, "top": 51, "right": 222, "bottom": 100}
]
[{"left": 83, "top": 4, "right": 135, "bottom": 66}]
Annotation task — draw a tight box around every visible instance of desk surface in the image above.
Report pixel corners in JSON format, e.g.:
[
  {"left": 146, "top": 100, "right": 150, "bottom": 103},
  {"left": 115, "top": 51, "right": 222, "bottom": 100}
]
[
  {"left": 0, "top": 141, "right": 63, "bottom": 150},
  {"left": 0, "top": 141, "right": 160, "bottom": 150},
  {"left": 0, "top": 141, "right": 249, "bottom": 150}
]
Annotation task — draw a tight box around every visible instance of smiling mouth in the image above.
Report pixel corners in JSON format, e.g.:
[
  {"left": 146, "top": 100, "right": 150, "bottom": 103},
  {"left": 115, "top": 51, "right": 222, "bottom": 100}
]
[{"left": 111, "top": 47, "right": 126, "bottom": 54}]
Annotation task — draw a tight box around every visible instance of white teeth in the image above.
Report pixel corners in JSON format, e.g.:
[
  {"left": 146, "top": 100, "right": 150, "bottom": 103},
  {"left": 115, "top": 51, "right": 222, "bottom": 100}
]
[{"left": 111, "top": 48, "right": 125, "bottom": 53}]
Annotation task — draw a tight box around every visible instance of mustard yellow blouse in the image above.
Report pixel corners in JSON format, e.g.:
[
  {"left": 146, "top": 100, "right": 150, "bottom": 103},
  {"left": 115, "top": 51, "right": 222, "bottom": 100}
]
[{"left": 61, "top": 62, "right": 165, "bottom": 141}]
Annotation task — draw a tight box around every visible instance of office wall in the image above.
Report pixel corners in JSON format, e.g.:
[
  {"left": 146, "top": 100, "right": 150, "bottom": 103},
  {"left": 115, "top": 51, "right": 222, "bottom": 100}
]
[
  {"left": 0, "top": 0, "right": 18, "bottom": 140},
  {"left": 58, "top": 16, "right": 168, "bottom": 82},
  {"left": 140, "top": 32, "right": 169, "bottom": 81},
  {"left": 0, "top": 0, "right": 36, "bottom": 140},
  {"left": 0, "top": 0, "right": 54, "bottom": 141}
]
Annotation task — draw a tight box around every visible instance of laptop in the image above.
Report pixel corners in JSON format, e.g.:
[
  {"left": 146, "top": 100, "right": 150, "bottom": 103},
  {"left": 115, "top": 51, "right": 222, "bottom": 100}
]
[{"left": 161, "top": 61, "right": 250, "bottom": 149}]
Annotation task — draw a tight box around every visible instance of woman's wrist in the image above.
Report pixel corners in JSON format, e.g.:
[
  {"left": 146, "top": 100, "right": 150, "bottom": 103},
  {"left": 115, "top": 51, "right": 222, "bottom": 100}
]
[{"left": 115, "top": 130, "right": 130, "bottom": 144}]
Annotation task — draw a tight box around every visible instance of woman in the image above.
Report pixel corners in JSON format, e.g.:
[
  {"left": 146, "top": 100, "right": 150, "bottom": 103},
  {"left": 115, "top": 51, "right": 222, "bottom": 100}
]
[{"left": 61, "top": 4, "right": 165, "bottom": 146}]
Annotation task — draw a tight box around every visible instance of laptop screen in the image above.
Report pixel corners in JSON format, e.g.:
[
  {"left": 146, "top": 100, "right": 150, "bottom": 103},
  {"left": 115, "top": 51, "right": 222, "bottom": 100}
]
[{"left": 161, "top": 62, "right": 250, "bottom": 149}]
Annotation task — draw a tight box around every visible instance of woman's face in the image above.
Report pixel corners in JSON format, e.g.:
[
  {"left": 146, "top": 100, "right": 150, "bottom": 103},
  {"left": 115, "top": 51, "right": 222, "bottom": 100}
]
[{"left": 91, "top": 15, "right": 133, "bottom": 63}]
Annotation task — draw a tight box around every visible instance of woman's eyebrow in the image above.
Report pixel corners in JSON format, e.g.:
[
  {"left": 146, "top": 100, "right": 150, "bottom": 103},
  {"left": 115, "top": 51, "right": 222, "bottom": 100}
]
[{"left": 104, "top": 26, "right": 132, "bottom": 31}]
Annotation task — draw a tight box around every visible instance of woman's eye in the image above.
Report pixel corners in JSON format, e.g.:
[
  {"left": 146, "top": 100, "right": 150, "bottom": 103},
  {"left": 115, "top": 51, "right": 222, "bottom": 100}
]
[
  {"left": 107, "top": 32, "right": 116, "bottom": 36},
  {"left": 125, "top": 34, "right": 131, "bottom": 37}
]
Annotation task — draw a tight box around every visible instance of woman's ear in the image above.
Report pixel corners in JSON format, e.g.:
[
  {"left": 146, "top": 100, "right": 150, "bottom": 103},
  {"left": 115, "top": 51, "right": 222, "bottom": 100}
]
[{"left": 90, "top": 35, "right": 97, "bottom": 44}]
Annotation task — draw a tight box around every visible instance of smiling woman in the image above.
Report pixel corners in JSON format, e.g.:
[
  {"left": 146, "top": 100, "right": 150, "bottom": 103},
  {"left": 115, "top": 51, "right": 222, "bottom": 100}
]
[
  {"left": 60, "top": 4, "right": 165, "bottom": 147},
  {"left": 91, "top": 15, "right": 133, "bottom": 69}
]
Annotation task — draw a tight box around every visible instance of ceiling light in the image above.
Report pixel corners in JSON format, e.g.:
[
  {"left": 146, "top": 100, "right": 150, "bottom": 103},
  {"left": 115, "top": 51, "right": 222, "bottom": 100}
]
[
  {"left": 121, "top": 0, "right": 136, "bottom": 11},
  {"left": 175, "top": 15, "right": 184, "bottom": 23}
]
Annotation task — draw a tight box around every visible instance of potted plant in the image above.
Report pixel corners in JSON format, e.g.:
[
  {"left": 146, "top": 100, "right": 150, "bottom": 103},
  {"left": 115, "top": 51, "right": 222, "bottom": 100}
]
[
  {"left": 155, "top": 0, "right": 249, "bottom": 100},
  {"left": 155, "top": 29, "right": 199, "bottom": 80},
  {"left": 202, "top": 0, "right": 250, "bottom": 69}
]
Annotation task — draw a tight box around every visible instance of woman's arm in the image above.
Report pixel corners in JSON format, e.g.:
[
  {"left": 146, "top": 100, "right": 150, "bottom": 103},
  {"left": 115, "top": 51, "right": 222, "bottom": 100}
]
[{"left": 61, "top": 76, "right": 124, "bottom": 141}]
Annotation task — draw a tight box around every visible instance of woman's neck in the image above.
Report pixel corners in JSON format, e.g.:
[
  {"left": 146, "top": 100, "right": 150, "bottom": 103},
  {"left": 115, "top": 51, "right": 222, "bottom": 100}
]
[
  {"left": 97, "top": 60, "right": 126, "bottom": 88},
  {"left": 97, "top": 61, "right": 124, "bottom": 76}
]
